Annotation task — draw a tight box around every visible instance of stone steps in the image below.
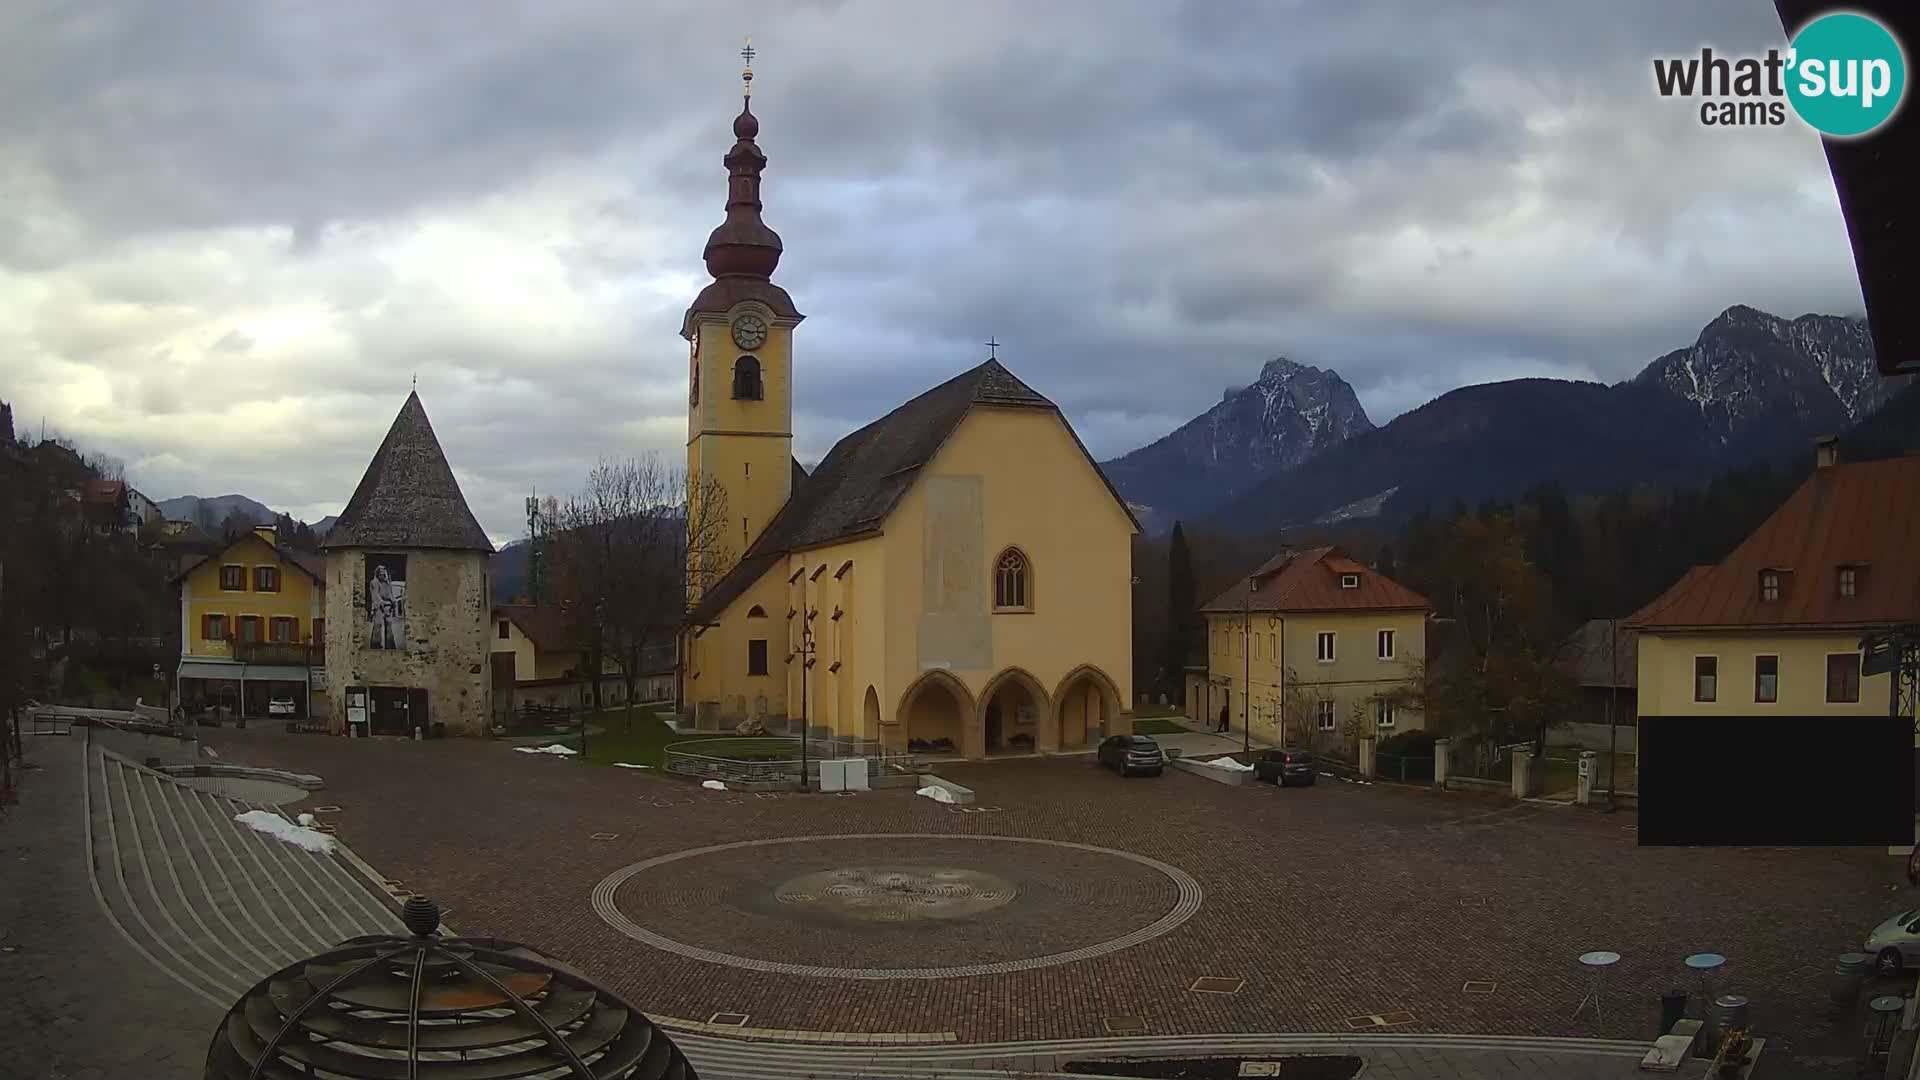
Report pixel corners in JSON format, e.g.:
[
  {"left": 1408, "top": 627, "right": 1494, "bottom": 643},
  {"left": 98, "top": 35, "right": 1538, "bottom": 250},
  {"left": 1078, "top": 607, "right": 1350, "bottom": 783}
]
[{"left": 83, "top": 738, "right": 405, "bottom": 1010}]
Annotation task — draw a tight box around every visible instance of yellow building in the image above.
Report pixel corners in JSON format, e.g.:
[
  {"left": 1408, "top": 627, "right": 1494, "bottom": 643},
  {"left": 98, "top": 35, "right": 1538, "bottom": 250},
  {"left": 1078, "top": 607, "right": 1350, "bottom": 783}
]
[
  {"left": 1628, "top": 443, "right": 1919, "bottom": 732},
  {"left": 677, "top": 67, "right": 1138, "bottom": 760},
  {"left": 1191, "top": 547, "right": 1431, "bottom": 754},
  {"left": 489, "top": 605, "right": 672, "bottom": 723},
  {"left": 172, "top": 525, "right": 328, "bottom": 720}
]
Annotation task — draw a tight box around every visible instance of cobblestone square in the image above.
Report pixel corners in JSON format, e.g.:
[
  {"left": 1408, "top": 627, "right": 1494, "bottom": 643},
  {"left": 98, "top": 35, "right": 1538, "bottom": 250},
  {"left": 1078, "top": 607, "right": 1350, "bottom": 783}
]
[{"left": 193, "top": 727, "right": 1910, "bottom": 1074}]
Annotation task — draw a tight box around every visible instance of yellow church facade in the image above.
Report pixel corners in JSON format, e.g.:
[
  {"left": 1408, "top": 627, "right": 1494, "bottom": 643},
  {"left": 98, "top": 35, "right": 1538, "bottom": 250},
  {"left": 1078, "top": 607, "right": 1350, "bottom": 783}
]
[{"left": 677, "top": 64, "right": 1136, "bottom": 760}]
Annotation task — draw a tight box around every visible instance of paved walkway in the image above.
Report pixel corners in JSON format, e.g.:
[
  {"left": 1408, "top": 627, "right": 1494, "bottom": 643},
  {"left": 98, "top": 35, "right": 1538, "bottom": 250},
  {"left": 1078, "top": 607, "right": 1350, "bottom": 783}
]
[
  {"left": 0, "top": 721, "right": 1873, "bottom": 1079},
  {"left": 0, "top": 732, "right": 220, "bottom": 1079}
]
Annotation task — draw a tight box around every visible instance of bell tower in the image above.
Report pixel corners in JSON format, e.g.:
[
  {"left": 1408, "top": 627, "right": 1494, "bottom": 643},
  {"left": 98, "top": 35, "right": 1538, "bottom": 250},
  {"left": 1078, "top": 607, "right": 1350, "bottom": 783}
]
[{"left": 684, "top": 39, "right": 804, "bottom": 588}]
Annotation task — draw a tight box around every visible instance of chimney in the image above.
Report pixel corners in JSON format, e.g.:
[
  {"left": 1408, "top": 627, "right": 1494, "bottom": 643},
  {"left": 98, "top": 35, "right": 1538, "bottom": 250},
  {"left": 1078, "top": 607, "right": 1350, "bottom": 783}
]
[
  {"left": 253, "top": 524, "right": 278, "bottom": 546},
  {"left": 1814, "top": 435, "right": 1839, "bottom": 469}
]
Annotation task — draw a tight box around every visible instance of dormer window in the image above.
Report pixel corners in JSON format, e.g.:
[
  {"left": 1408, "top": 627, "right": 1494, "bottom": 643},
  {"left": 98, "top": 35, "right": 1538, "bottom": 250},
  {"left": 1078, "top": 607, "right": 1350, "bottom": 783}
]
[
  {"left": 732, "top": 355, "right": 763, "bottom": 400},
  {"left": 1759, "top": 571, "right": 1781, "bottom": 602},
  {"left": 1340, "top": 574, "right": 1360, "bottom": 589},
  {"left": 1838, "top": 565, "right": 1860, "bottom": 598}
]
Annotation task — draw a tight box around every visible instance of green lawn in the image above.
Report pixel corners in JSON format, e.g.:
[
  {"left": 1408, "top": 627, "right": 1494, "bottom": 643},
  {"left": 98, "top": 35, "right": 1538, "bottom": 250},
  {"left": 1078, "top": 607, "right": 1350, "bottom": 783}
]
[
  {"left": 566, "top": 710, "right": 801, "bottom": 770},
  {"left": 1131, "top": 702, "right": 1187, "bottom": 719},
  {"left": 1133, "top": 717, "right": 1190, "bottom": 735}
]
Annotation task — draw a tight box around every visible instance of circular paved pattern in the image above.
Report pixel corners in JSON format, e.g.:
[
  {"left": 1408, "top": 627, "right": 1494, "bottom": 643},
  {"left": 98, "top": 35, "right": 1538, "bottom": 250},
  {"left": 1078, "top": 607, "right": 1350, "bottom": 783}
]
[
  {"left": 591, "top": 833, "right": 1204, "bottom": 980},
  {"left": 773, "top": 866, "right": 1019, "bottom": 923}
]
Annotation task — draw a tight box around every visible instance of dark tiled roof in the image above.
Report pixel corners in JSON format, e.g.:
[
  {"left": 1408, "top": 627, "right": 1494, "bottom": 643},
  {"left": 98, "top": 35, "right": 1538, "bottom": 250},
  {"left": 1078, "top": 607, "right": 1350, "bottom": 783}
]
[
  {"left": 321, "top": 392, "right": 493, "bottom": 553},
  {"left": 495, "top": 605, "right": 580, "bottom": 654},
  {"left": 1200, "top": 546, "right": 1431, "bottom": 614},
  {"left": 1628, "top": 455, "right": 1920, "bottom": 631},
  {"left": 1776, "top": 1, "right": 1917, "bottom": 375},
  {"left": 1562, "top": 619, "right": 1639, "bottom": 688},
  {"left": 688, "top": 358, "right": 1137, "bottom": 625}
]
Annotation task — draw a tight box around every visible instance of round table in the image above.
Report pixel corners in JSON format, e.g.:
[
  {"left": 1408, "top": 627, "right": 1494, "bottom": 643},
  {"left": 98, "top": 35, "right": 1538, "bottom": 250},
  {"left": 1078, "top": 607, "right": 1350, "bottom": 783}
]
[
  {"left": 1685, "top": 953, "right": 1727, "bottom": 1025},
  {"left": 1574, "top": 950, "right": 1621, "bottom": 1022}
]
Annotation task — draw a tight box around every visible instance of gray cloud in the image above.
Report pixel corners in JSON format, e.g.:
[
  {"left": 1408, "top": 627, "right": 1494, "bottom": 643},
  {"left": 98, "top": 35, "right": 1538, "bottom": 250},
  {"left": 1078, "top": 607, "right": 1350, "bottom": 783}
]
[{"left": 0, "top": 0, "right": 1870, "bottom": 542}]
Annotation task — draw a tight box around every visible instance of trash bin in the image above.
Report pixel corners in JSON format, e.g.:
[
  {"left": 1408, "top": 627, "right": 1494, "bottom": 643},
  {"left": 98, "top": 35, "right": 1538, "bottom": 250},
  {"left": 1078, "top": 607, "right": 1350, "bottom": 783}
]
[
  {"left": 1710, "top": 994, "right": 1751, "bottom": 1034},
  {"left": 1660, "top": 989, "right": 1689, "bottom": 1035},
  {"left": 1832, "top": 952, "right": 1873, "bottom": 1006}
]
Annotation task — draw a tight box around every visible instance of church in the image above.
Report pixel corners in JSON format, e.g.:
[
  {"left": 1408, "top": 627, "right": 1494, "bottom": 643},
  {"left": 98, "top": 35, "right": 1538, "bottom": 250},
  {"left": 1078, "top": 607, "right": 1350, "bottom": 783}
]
[{"left": 677, "top": 55, "right": 1137, "bottom": 760}]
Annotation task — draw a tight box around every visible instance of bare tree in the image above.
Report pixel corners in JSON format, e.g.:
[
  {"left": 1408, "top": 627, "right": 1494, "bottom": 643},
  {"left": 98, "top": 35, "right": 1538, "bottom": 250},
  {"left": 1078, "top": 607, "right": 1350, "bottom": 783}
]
[{"left": 550, "top": 457, "right": 732, "bottom": 728}]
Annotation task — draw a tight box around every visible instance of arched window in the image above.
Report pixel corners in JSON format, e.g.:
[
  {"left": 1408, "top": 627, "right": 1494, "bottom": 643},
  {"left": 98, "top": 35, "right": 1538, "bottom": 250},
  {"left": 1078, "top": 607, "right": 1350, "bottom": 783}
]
[
  {"left": 993, "top": 548, "right": 1031, "bottom": 611},
  {"left": 732, "top": 355, "right": 763, "bottom": 400},
  {"left": 746, "top": 605, "right": 767, "bottom": 618}
]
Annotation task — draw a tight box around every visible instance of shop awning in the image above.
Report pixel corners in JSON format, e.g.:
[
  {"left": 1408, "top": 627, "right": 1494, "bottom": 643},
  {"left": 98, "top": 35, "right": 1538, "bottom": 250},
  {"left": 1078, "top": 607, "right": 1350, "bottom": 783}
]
[{"left": 176, "top": 661, "right": 314, "bottom": 682}]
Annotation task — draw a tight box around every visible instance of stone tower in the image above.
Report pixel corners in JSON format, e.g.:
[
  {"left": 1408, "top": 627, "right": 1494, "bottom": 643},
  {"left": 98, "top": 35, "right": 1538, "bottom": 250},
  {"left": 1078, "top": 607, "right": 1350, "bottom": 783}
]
[
  {"left": 682, "top": 48, "right": 805, "bottom": 602},
  {"left": 321, "top": 391, "right": 495, "bottom": 736}
]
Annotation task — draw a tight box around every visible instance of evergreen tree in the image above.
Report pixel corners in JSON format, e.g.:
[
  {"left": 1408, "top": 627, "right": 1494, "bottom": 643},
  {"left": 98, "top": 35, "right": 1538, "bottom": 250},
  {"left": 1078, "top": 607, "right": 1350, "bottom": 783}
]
[{"left": 1164, "top": 521, "right": 1196, "bottom": 703}]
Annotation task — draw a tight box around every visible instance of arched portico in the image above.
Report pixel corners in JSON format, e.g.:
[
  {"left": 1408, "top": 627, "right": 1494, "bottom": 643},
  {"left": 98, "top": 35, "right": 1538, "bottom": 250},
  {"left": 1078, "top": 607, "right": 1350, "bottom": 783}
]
[
  {"left": 978, "top": 668, "right": 1049, "bottom": 757},
  {"left": 1053, "top": 664, "right": 1124, "bottom": 751},
  {"left": 895, "top": 669, "right": 975, "bottom": 757}
]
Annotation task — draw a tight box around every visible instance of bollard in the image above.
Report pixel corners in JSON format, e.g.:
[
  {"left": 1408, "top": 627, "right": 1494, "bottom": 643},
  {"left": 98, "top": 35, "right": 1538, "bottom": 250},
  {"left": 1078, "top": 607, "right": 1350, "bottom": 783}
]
[
  {"left": 1434, "top": 738, "right": 1451, "bottom": 790},
  {"left": 1660, "top": 989, "right": 1689, "bottom": 1037},
  {"left": 1832, "top": 952, "right": 1873, "bottom": 1006},
  {"left": 1576, "top": 751, "right": 1596, "bottom": 805}
]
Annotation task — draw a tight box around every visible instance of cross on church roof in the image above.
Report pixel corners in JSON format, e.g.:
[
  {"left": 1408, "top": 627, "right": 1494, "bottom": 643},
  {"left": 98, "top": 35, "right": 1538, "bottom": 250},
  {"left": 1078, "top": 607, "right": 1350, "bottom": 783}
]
[
  {"left": 741, "top": 36, "right": 755, "bottom": 96},
  {"left": 986, "top": 337, "right": 1000, "bottom": 359}
]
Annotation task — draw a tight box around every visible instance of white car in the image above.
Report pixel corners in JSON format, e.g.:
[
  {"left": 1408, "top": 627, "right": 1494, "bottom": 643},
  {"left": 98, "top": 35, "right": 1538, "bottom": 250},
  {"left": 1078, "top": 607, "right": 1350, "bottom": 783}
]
[
  {"left": 267, "top": 696, "right": 297, "bottom": 717},
  {"left": 1866, "top": 908, "right": 1920, "bottom": 974}
]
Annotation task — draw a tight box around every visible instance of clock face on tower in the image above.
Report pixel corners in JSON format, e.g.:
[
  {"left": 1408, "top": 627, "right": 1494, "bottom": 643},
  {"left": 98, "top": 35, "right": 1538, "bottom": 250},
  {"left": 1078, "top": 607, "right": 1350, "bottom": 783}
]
[{"left": 731, "top": 313, "right": 768, "bottom": 350}]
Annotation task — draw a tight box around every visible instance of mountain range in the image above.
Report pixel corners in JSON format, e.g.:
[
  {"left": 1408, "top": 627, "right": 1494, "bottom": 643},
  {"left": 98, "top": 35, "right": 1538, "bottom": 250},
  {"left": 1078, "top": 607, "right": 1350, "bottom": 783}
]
[
  {"left": 1103, "top": 305, "right": 1911, "bottom": 534},
  {"left": 1100, "top": 357, "right": 1374, "bottom": 530},
  {"left": 155, "top": 493, "right": 336, "bottom": 537}
]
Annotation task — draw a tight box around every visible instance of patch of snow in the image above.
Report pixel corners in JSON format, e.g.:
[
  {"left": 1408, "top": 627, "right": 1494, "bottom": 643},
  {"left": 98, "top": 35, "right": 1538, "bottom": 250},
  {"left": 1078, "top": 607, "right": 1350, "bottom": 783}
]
[
  {"left": 295, "top": 812, "right": 316, "bottom": 826},
  {"left": 1315, "top": 486, "right": 1399, "bottom": 525},
  {"left": 1201, "top": 756, "right": 1255, "bottom": 772},
  {"left": 701, "top": 779, "right": 728, "bottom": 791},
  {"left": 204, "top": 748, "right": 219, "bottom": 759},
  {"left": 514, "top": 744, "right": 578, "bottom": 756},
  {"left": 613, "top": 762, "right": 650, "bottom": 770},
  {"left": 234, "top": 810, "right": 335, "bottom": 854},
  {"left": 916, "top": 785, "right": 958, "bottom": 804}
]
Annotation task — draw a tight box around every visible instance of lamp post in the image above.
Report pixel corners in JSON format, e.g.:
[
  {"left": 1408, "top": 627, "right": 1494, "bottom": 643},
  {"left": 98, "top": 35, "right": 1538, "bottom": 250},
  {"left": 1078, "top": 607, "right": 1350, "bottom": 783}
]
[
  {"left": 796, "top": 616, "right": 816, "bottom": 789},
  {"left": 1242, "top": 574, "right": 1252, "bottom": 754}
]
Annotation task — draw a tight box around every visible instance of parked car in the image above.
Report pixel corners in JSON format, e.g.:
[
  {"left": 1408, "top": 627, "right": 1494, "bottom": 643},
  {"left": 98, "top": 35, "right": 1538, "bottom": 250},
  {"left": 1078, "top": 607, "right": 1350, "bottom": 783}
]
[
  {"left": 1253, "top": 748, "right": 1317, "bottom": 787},
  {"left": 1867, "top": 908, "right": 1920, "bottom": 974},
  {"left": 1097, "top": 734, "right": 1165, "bottom": 777},
  {"left": 267, "top": 696, "right": 296, "bottom": 717}
]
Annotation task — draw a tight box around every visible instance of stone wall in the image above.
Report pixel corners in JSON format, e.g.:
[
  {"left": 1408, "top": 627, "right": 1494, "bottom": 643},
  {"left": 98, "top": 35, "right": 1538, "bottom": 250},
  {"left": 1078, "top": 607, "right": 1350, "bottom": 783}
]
[{"left": 323, "top": 548, "right": 492, "bottom": 735}]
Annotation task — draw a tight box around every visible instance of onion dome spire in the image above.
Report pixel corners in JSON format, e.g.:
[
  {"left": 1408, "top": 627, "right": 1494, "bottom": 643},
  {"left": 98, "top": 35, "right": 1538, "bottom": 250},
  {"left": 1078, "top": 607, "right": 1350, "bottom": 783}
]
[{"left": 703, "top": 36, "right": 783, "bottom": 280}]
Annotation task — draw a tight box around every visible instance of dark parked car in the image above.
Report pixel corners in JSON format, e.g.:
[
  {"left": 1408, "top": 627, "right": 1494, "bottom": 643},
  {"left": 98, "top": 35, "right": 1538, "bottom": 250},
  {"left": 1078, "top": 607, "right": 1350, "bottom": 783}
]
[
  {"left": 1098, "top": 734, "right": 1165, "bottom": 777},
  {"left": 1253, "top": 748, "right": 1317, "bottom": 787}
]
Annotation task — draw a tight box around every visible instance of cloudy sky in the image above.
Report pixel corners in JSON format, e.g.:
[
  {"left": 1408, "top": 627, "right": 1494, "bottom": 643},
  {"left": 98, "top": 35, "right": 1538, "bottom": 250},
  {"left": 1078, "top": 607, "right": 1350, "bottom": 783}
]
[{"left": 2, "top": 0, "right": 1868, "bottom": 544}]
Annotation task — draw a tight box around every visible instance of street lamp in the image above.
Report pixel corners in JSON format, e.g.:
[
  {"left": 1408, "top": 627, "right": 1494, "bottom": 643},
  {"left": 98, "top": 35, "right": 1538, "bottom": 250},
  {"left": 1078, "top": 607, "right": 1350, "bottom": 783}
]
[
  {"left": 1241, "top": 573, "right": 1252, "bottom": 754},
  {"left": 795, "top": 615, "right": 817, "bottom": 790}
]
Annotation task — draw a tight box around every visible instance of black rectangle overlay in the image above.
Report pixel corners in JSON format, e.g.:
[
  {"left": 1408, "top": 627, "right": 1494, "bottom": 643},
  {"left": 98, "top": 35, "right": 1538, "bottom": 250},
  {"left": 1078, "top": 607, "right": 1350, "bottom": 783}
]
[{"left": 1638, "top": 715, "right": 1914, "bottom": 846}]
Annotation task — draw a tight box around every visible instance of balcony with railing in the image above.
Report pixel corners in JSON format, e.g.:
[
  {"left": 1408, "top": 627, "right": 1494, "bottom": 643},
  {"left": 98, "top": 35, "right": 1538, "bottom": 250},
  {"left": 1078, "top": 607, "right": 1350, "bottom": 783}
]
[{"left": 231, "top": 640, "right": 324, "bottom": 667}]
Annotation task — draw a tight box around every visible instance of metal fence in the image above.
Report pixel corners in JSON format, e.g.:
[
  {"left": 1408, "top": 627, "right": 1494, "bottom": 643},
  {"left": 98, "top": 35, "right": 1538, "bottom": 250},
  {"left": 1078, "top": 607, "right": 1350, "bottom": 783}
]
[
  {"left": 1374, "top": 751, "right": 1434, "bottom": 783},
  {"left": 662, "top": 737, "right": 923, "bottom": 786}
]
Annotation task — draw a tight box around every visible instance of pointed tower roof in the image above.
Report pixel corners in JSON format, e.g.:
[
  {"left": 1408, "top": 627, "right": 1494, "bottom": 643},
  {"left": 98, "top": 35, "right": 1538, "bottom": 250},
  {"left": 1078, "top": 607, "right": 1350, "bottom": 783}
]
[
  {"left": 682, "top": 42, "right": 803, "bottom": 338},
  {"left": 322, "top": 392, "right": 494, "bottom": 553}
]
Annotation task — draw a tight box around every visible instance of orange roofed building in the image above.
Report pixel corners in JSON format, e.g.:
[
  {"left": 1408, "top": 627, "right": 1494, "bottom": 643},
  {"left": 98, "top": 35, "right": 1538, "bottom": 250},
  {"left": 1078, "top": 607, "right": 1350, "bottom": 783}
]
[
  {"left": 1628, "top": 440, "right": 1920, "bottom": 734},
  {"left": 1192, "top": 546, "right": 1432, "bottom": 754}
]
